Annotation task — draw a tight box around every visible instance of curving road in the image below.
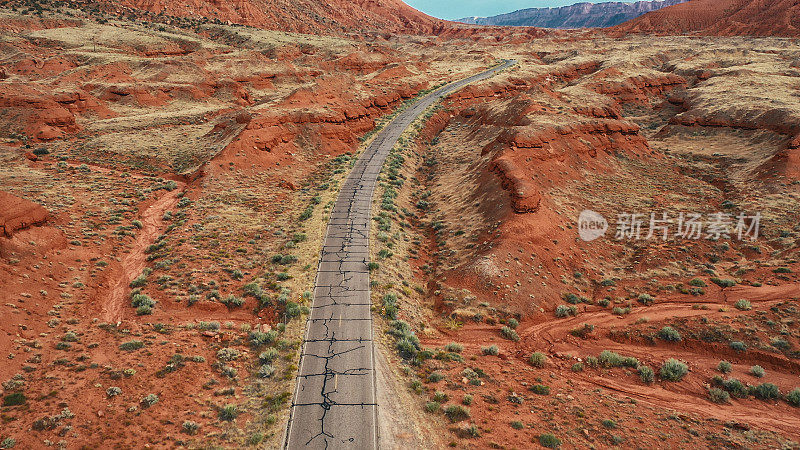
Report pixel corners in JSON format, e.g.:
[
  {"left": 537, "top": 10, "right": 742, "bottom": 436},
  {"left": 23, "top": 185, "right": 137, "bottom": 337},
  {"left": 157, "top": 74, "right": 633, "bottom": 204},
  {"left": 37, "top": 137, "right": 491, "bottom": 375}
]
[{"left": 284, "top": 60, "right": 516, "bottom": 449}]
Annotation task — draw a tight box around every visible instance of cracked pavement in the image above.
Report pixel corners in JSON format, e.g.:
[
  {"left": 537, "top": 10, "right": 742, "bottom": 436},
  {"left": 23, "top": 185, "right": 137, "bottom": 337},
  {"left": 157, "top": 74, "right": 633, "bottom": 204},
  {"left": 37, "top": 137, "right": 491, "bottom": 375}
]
[{"left": 284, "top": 60, "right": 515, "bottom": 449}]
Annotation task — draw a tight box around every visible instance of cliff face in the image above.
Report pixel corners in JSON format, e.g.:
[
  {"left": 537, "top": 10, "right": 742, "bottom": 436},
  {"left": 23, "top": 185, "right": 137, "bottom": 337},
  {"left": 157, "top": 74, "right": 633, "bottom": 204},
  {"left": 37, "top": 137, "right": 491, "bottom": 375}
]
[
  {"left": 457, "top": 0, "right": 686, "bottom": 29},
  {"left": 97, "top": 0, "right": 450, "bottom": 35},
  {"left": 614, "top": 0, "right": 800, "bottom": 37}
]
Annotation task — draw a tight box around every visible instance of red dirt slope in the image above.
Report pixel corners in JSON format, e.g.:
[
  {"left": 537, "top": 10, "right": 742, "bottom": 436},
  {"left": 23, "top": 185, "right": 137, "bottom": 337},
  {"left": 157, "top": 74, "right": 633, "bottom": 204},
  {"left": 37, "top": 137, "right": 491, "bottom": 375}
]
[
  {"left": 615, "top": 0, "right": 800, "bottom": 37},
  {"left": 101, "top": 0, "right": 450, "bottom": 35},
  {"left": 0, "top": 191, "right": 48, "bottom": 237}
]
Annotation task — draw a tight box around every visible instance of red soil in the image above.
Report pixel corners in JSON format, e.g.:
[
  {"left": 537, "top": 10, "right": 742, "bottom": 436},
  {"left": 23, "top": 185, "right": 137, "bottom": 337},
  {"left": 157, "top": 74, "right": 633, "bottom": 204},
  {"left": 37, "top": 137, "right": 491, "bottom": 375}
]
[
  {"left": 615, "top": 0, "right": 800, "bottom": 37},
  {"left": 0, "top": 190, "right": 49, "bottom": 237}
]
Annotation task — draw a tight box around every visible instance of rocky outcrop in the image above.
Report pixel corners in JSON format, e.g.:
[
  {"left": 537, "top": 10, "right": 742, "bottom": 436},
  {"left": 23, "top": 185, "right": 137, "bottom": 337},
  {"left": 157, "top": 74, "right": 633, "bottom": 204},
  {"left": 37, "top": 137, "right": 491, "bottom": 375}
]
[
  {"left": 458, "top": 0, "right": 686, "bottom": 28},
  {"left": 0, "top": 191, "right": 49, "bottom": 238},
  {"left": 615, "top": 0, "right": 800, "bottom": 37}
]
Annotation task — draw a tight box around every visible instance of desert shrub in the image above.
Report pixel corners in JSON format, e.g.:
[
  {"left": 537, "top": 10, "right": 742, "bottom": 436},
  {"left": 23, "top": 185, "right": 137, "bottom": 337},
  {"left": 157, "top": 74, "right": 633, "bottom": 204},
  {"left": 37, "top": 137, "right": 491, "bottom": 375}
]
[
  {"left": 555, "top": 304, "right": 577, "bottom": 318},
  {"left": 786, "top": 388, "right": 800, "bottom": 407},
  {"left": 585, "top": 356, "right": 599, "bottom": 367},
  {"left": 182, "top": 420, "right": 199, "bottom": 435},
  {"left": 396, "top": 336, "right": 420, "bottom": 360},
  {"left": 689, "top": 278, "right": 707, "bottom": 287},
  {"left": 598, "top": 350, "right": 637, "bottom": 368},
  {"left": 119, "top": 340, "right": 144, "bottom": 351},
  {"left": 258, "top": 364, "right": 275, "bottom": 378},
  {"left": 711, "top": 278, "right": 736, "bottom": 288},
  {"left": 735, "top": 299, "right": 752, "bottom": 311},
  {"left": 660, "top": 359, "right": 688, "bottom": 381},
  {"left": 638, "top": 365, "right": 654, "bottom": 384},
  {"left": 773, "top": 267, "right": 792, "bottom": 273},
  {"left": 259, "top": 348, "right": 279, "bottom": 363},
  {"left": 141, "top": 393, "right": 159, "bottom": 407},
  {"left": 506, "top": 318, "right": 519, "bottom": 329},
  {"left": 428, "top": 372, "right": 444, "bottom": 383},
  {"left": 219, "top": 404, "right": 238, "bottom": 421},
  {"left": 612, "top": 306, "right": 630, "bottom": 315},
  {"left": 129, "top": 274, "right": 147, "bottom": 288},
  {"left": 482, "top": 345, "right": 499, "bottom": 356},
  {"left": 658, "top": 326, "right": 682, "bottom": 342},
  {"left": 432, "top": 391, "right": 449, "bottom": 403},
  {"left": 771, "top": 337, "right": 791, "bottom": 351},
  {"left": 106, "top": 387, "right": 122, "bottom": 397},
  {"left": 444, "top": 342, "right": 463, "bottom": 353},
  {"left": 285, "top": 301, "right": 301, "bottom": 319},
  {"left": 2, "top": 393, "right": 26, "bottom": 406},
  {"left": 709, "top": 387, "right": 730, "bottom": 404},
  {"left": 220, "top": 295, "right": 244, "bottom": 308},
  {"left": 443, "top": 404, "right": 470, "bottom": 422},
  {"left": 750, "top": 365, "right": 765, "bottom": 378},
  {"left": 563, "top": 293, "right": 580, "bottom": 304},
  {"left": 571, "top": 362, "right": 584, "bottom": 372},
  {"left": 500, "top": 326, "right": 519, "bottom": 341},
  {"left": 722, "top": 378, "right": 749, "bottom": 398},
  {"left": 249, "top": 330, "right": 278, "bottom": 348},
  {"left": 529, "top": 352, "right": 548, "bottom": 368},
  {"left": 216, "top": 348, "right": 240, "bottom": 361},
  {"left": 511, "top": 420, "right": 524, "bottom": 430},
  {"left": 539, "top": 433, "right": 561, "bottom": 448},
  {"left": 597, "top": 298, "right": 610, "bottom": 307},
  {"left": 602, "top": 419, "right": 617, "bottom": 428},
  {"left": 751, "top": 383, "right": 780, "bottom": 400},
  {"left": 462, "top": 394, "right": 473, "bottom": 405},
  {"left": 638, "top": 293, "right": 654, "bottom": 306},
  {"left": 529, "top": 384, "right": 550, "bottom": 395},
  {"left": 1, "top": 437, "right": 15, "bottom": 449},
  {"left": 730, "top": 341, "right": 747, "bottom": 352},
  {"left": 718, "top": 360, "right": 732, "bottom": 373},
  {"left": 424, "top": 401, "right": 441, "bottom": 413}
]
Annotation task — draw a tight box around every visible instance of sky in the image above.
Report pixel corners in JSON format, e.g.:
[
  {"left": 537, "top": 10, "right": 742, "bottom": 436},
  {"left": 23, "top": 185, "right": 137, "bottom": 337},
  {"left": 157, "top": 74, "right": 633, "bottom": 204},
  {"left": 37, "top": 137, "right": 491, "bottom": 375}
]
[{"left": 404, "top": 0, "right": 612, "bottom": 20}]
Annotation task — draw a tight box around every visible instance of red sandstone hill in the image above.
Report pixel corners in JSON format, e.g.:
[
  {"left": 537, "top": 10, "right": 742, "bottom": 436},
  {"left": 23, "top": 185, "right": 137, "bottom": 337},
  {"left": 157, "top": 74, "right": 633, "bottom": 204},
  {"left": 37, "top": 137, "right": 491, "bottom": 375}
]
[
  {"left": 99, "top": 0, "right": 451, "bottom": 35},
  {"left": 614, "top": 0, "right": 800, "bottom": 37}
]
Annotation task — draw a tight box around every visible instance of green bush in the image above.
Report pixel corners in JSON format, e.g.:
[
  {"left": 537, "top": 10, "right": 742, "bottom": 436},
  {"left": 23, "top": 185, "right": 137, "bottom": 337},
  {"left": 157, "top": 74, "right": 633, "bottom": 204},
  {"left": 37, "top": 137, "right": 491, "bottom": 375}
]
[
  {"left": 750, "top": 365, "right": 765, "bottom": 378},
  {"left": 688, "top": 278, "right": 707, "bottom": 287},
  {"left": 709, "top": 387, "right": 730, "bottom": 404},
  {"left": 555, "top": 304, "right": 577, "bottom": 318},
  {"left": 462, "top": 394, "right": 473, "bottom": 405},
  {"left": 136, "top": 305, "right": 153, "bottom": 315},
  {"left": 751, "top": 383, "right": 779, "bottom": 400},
  {"left": 219, "top": 404, "right": 238, "bottom": 421},
  {"left": 530, "top": 384, "right": 550, "bottom": 395},
  {"left": 182, "top": 420, "right": 200, "bottom": 435},
  {"left": 786, "top": 388, "right": 800, "bottom": 407},
  {"left": 638, "top": 365, "right": 654, "bottom": 384},
  {"left": 601, "top": 419, "right": 617, "bottom": 428},
  {"left": 539, "top": 433, "right": 561, "bottom": 448},
  {"left": 658, "top": 326, "right": 682, "bottom": 342},
  {"left": 571, "top": 362, "right": 584, "bottom": 372},
  {"left": 482, "top": 345, "right": 499, "bottom": 356},
  {"left": 396, "top": 336, "right": 420, "bottom": 360},
  {"left": 711, "top": 278, "right": 736, "bottom": 288},
  {"left": 119, "top": 340, "right": 144, "bottom": 351},
  {"left": 1, "top": 437, "right": 15, "bottom": 449},
  {"left": 221, "top": 295, "right": 244, "bottom": 308},
  {"left": 500, "top": 326, "right": 519, "bottom": 341},
  {"left": 660, "top": 359, "right": 688, "bottom": 381},
  {"left": 721, "top": 378, "right": 748, "bottom": 398},
  {"left": 428, "top": 372, "right": 444, "bottom": 383},
  {"left": 444, "top": 342, "right": 463, "bottom": 353},
  {"left": 141, "top": 393, "right": 159, "bottom": 407},
  {"left": 529, "top": 352, "right": 548, "bottom": 368},
  {"left": 2, "top": 393, "right": 26, "bottom": 406},
  {"left": 424, "top": 401, "right": 441, "bottom": 413},
  {"left": 249, "top": 330, "right": 278, "bottom": 348},
  {"left": 510, "top": 420, "right": 524, "bottom": 430},
  {"left": 638, "top": 293, "right": 654, "bottom": 306},
  {"left": 717, "top": 360, "right": 732, "bottom": 373},
  {"left": 735, "top": 299, "right": 752, "bottom": 311},
  {"left": 258, "top": 364, "right": 275, "bottom": 378},
  {"left": 507, "top": 318, "right": 519, "bottom": 329},
  {"left": 443, "top": 404, "right": 470, "bottom": 422},
  {"left": 259, "top": 348, "right": 279, "bottom": 363},
  {"left": 730, "top": 341, "right": 747, "bottom": 352}
]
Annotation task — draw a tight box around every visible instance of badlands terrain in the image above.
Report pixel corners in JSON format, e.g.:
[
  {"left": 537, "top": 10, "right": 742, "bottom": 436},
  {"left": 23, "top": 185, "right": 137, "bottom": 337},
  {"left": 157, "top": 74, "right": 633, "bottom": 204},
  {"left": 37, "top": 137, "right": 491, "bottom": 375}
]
[{"left": 1, "top": 0, "right": 799, "bottom": 448}]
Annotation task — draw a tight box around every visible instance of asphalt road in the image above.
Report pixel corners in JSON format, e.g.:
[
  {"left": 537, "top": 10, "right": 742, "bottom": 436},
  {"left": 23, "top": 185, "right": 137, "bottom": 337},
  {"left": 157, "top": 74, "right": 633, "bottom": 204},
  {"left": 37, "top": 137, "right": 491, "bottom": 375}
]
[{"left": 284, "top": 60, "right": 515, "bottom": 449}]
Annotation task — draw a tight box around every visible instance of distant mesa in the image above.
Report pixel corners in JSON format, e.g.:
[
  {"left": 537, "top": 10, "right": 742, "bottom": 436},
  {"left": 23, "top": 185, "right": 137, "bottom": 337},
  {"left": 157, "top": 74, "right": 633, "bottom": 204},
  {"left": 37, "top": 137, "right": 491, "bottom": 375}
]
[{"left": 457, "top": 0, "right": 687, "bottom": 29}]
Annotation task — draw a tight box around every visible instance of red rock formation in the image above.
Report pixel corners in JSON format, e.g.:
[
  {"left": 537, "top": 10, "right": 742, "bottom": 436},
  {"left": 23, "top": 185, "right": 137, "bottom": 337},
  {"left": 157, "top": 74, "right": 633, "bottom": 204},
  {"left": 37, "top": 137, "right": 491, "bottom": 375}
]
[
  {"left": 614, "top": 0, "right": 800, "bottom": 37},
  {"left": 0, "top": 191, "right": 49, "bottom": 237}
]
